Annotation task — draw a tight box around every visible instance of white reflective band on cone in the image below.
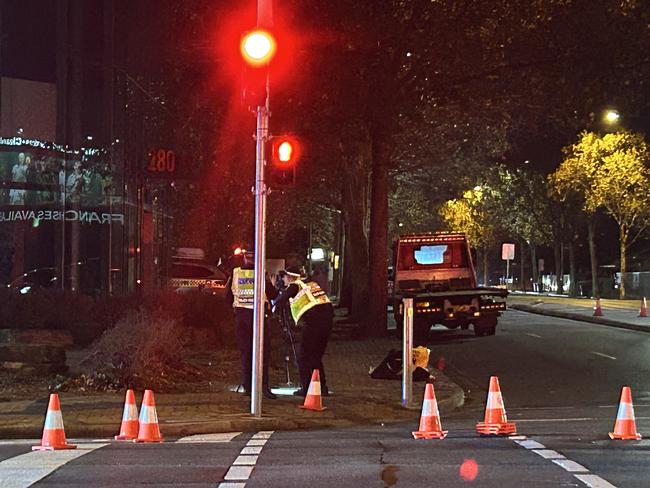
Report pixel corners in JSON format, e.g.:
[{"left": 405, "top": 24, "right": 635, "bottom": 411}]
[
  {"left": 123, "top": 404, "right": 138, "bottom": 421},
  {"left": 139, "top": 406, "right": 158, "bottom": 424},
  {"left": 307, "top": 381, "right": 321, "bottom": 396},
  {"left": 486, "top": 392, "right": 504, "bottom": 410},
  {"left": 44, "top": 410, "right": 64, "bottom": 430},
  {"left": 422, "top": 398, "right": 439, "bottom": 416},
  {"left": 616, "top": 402, "right": 634, "bottom": 420}
]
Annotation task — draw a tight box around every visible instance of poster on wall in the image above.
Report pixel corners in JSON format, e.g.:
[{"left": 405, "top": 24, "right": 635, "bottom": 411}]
[{"left": 0, "top": 137, "right": 123, "bottom": 222}]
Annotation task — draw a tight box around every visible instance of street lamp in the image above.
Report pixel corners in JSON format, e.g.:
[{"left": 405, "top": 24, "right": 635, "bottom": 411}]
[{"left": 603, "top": 109, "right": 620, "bottom": 124}]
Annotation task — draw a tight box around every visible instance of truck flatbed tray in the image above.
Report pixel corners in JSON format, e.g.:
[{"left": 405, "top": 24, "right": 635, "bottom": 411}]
[{"left": 401, "top": 288, "right": 508, "bottom": 298}]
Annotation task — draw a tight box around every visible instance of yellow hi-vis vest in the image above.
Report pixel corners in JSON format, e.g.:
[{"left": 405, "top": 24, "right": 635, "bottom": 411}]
[
  {"left": 289, "top": 279, "right": 330, "bottom": 323},
  {"left": 231, "top": 267, "right": 255, "bottom": 309}
]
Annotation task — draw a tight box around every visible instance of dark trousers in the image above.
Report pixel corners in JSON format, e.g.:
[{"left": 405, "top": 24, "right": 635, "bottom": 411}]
[
  {"left": 234, "top": 307, "right": 271, "bottom": 391},
  {"left": 298, "top": 303, "right": 334, "bottom": 390}
]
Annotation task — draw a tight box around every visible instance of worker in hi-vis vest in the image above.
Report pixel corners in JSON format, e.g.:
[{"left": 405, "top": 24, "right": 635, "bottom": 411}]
[
  {"left": 271, "top": 265, "right": 334, "bottom": 397},
  {"left": 225, "top": 251, "right": 277, "bottom": 399}
]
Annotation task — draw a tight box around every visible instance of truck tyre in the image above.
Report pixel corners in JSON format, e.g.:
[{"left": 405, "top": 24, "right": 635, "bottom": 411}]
[{"left": 474, "top": 316, "right": 497, "bottom": 337}]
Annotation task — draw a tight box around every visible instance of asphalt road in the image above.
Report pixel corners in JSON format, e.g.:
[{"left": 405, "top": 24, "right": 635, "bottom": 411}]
[{"left": 1, "top": 309, "right": 649, "bottom": 487}]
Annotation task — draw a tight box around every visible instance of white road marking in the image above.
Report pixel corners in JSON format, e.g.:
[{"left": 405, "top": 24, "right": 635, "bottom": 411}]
[
  {"left": 517, "top": 417, "right": 596, "bottom": 422},
  {"left": 591, "top": 351, "right": 616, "bottom": 360},
  {"left": 515, "top": 439, "right": 546, "bottom": 449},
  {"left": 0, "top": 443, "right": 107, "bottom": 488},
  {"left": 532, "top": 449, "right": 565, "bottom": 459},
  {"left": 220, "top": 431, "right": 274, "bottom": 487},
  {"left": 176, "top": 432, "right": 241, "bottom": 443},
  {"left": 513, "top": 437, "right": 620, "bottom": 488},
  {"left": 241, "top": 446, "right": 263, "bottom": 455},
  {"left": 574, "top": 474, "right": 618, "bottom": 488},
  {"left": 246, "top": 439, "right": 267, "bottom": 446},
  {"left": 233, "top": 455, "right": 258, "bottom": 466},
  {"left": 508, "top": 435, "right": 527, "bottom": 440},
  {"left": 526, "top": 333, "right": 542, "bottom": 338},
  {"left": 224, "top": 466, "right": 254, "bottom": 480}
]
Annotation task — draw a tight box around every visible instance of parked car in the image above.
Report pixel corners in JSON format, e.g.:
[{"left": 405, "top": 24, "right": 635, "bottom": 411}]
[{"left": 167, "top": 248, "right": 228, "bottom": 297}]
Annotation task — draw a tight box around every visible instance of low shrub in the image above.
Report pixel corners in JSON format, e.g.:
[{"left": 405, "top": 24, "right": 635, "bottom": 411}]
[
  {"left": 0, "top": 289, "right": 236, "bottom": 348},
  {"left": 77, "top": 309, "right": 190, "bottom": 390}
]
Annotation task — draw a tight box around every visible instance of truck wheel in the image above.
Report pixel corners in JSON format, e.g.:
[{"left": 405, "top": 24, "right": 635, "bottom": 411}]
[{"left": 474, "top": 317, "right": 497, "bottom": 337}]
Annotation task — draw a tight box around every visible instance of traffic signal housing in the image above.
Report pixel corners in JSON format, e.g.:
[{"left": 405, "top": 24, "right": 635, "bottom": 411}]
[
  {"left": 240, "top": 30, "right": 276, "bottom": 108},
  {"left": 269, "top": 136, "right": 301, "bottom": 188}
]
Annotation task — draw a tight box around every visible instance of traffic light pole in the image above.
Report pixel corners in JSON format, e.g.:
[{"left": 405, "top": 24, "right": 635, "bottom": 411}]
[{"left": 251, "top": 94, "right": 269, "bottom": 418}]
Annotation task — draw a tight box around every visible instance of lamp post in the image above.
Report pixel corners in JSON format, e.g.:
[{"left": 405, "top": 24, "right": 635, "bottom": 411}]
[{"left": 241, "top": 17, "right": 275, "bottom": 418}]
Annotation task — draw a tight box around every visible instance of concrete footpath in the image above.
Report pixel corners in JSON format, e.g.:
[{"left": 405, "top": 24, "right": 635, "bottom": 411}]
[
  {"left": 0, "top": 327, "right": 464, "bottom": 439},
  {"left": 508, "top": 293, "right": 650, "bottom": 333}
]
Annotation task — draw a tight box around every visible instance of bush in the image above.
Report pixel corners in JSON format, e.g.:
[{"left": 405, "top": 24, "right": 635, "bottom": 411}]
[
  {"left": 0, "top": 289, "right": 236, "bottom": 348},
  {"left": 78, "top": 309, "right": 190, "bottom": 390}
]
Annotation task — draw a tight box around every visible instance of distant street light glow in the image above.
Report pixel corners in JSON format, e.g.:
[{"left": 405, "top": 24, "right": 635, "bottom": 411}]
[
  {"left": 604, "top": 110, "right": 620, "bottom": 124},
  {"left": 241, "top": 30, "right": 276, "bottom": 66}
]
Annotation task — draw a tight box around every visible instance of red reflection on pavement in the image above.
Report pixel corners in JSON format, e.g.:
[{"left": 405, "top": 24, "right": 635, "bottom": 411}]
[{"left": 459, "top": 458, "right": 478, "bottom": 482}]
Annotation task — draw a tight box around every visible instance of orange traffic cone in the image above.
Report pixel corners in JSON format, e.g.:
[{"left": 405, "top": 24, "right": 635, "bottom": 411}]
[
  {"left": 115, "top": 389, "right": 139, "bottom": 441},
  {"left": 476, "top": 376, "right": 516, "bottom": 436},
  {"left": 135, "top": 389, "right": 163, "bottom": 443},
  {"left": 594, "top": 298, "right": 603, "bottom": 317},
  {"left": 32, "top": 393, "right": 76, "bottom": 451},
  {"left": 412, "top": 383, "right": 447, "bottom": 439},
  {"left": 298, "top": 370, "right": 326, "bottom": 411},
  {"left": 609, "top": 386, "right": 642, "bottom": 440},
  {"left": 640, "top": 298, "right": 648, "bottom": 318}
]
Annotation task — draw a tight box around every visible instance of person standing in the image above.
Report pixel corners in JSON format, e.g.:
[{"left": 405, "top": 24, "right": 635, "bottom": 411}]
[
  {"left": 272, "top": 266, "right": 334, "bottom": 396},
  {"left": 225, "top": 251, "right": 277, "bottom": 399}
]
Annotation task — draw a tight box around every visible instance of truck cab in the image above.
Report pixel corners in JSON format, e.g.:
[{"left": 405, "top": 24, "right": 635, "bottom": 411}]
[{"left": 392, "top": 233, "right": 507, "bottom": 339}]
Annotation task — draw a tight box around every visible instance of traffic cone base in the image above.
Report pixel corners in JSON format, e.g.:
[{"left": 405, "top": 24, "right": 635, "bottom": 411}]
[
  {"left": 32, "top": 394, "right": 76, "bottom": 451},
  {"left": 609, "top": 387, "right": 642, "bottom": 440},
  {"left": 639, "top": 297, "right": 648, "bottom": 318},
  {"left": 298, "top": 370, "right": 327, "bottom": 412},
  {"left": 115, "top": 389, "right": 139, "bottom": 441},
  {"left": 135, "top": 390, "right": 164, "bottom": 443},
  {"left": 412, "top": 383, "right": 447, "bottom": 439},
  {"left": 594, "top": 298, "right": 603, "bottom": 317},
  {"left": 476, "top": 421, "right": 517, "bottom": 436},
  {"left": 476, "top": 376, "right": 516, "bottom": 436}
]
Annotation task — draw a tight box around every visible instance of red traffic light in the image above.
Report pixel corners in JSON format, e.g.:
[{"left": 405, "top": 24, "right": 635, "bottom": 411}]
[
  {"left": 269, "top": 136, "right": 301, "bottom": 188},
  {"left": 271, "top": 136, "right": 301, "bottom": 165},
  {"left": 241, "top": 30, "right": 276, "bottom": 66}
]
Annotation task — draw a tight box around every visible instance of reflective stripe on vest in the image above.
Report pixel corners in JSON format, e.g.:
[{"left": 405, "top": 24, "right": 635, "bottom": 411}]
[
  {"left": 231, "top": 267, "right": 255, "bottom": 309},
  {"left": 289, "top": 280, "right": 330, "bottom": 323}
]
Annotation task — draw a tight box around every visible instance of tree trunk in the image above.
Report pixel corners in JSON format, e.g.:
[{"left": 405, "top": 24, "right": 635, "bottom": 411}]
[
  {"left": 568, "top": 240, "right": 577, "bottom": 296},
  {"left": 619, "top": 224, "right": 627, "bottom": 299},
  {"left": 519, "top": 241, "right": 525, "bottom": 291},
  {"left": 364, "top": 135, "right": 390, "bottom": 336},
  {"left": 338, "top": 121, "right": 371, "bottom": 318},
  {"left": 530, "top": 244, "right": 538, "bottom": 291},
  {"left": 553, "top": 238, "right": 562, "bottom": 294},
  {"left": 482, "top": 246, "right": 489, "bottom": 287},
  {"left": 558, "top": 242, "right": 564, "bottom": 293},
  {"left": 587, "top": 217, "right": 599, "bottom": 298}
]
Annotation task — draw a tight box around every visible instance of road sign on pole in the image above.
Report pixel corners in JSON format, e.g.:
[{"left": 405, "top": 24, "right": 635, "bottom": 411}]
[
  {"left": 501, "top": 243, "right": 515, "bottom": 261},
  {"left": 502, "top": 243, "right": 515, "bottom": 285}
]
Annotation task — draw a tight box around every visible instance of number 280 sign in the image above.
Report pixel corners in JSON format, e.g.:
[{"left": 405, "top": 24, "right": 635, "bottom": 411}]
[{"left": 146, "top": 148, "right": 177, "bottom": 176}]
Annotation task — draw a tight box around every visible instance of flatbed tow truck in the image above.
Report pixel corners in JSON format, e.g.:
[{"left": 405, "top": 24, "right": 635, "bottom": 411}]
[{"left": 392, "top": 232, "right": 507, "bottom": 339}]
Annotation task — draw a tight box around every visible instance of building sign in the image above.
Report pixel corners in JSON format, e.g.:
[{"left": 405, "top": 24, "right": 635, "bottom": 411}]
[
  {"left": 145, "top": 148, "right": 177, "bottom": 176},
  {"left": 0, "top": 209, "right": 124, "bottom": 225}
]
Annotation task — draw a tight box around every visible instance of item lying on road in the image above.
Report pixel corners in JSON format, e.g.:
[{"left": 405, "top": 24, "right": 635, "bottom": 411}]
[
  {"left": 476, "top": 376, "right": 516, "bottom": 436},
  {"left": 32, "top": 393, "right": 77, "bottom": 451},
  {"left": 609, "top": 386, "right": 642, "bottom": 440},
  {"left": 369, "top": 349, "right": 431, "bottom": 381}
]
